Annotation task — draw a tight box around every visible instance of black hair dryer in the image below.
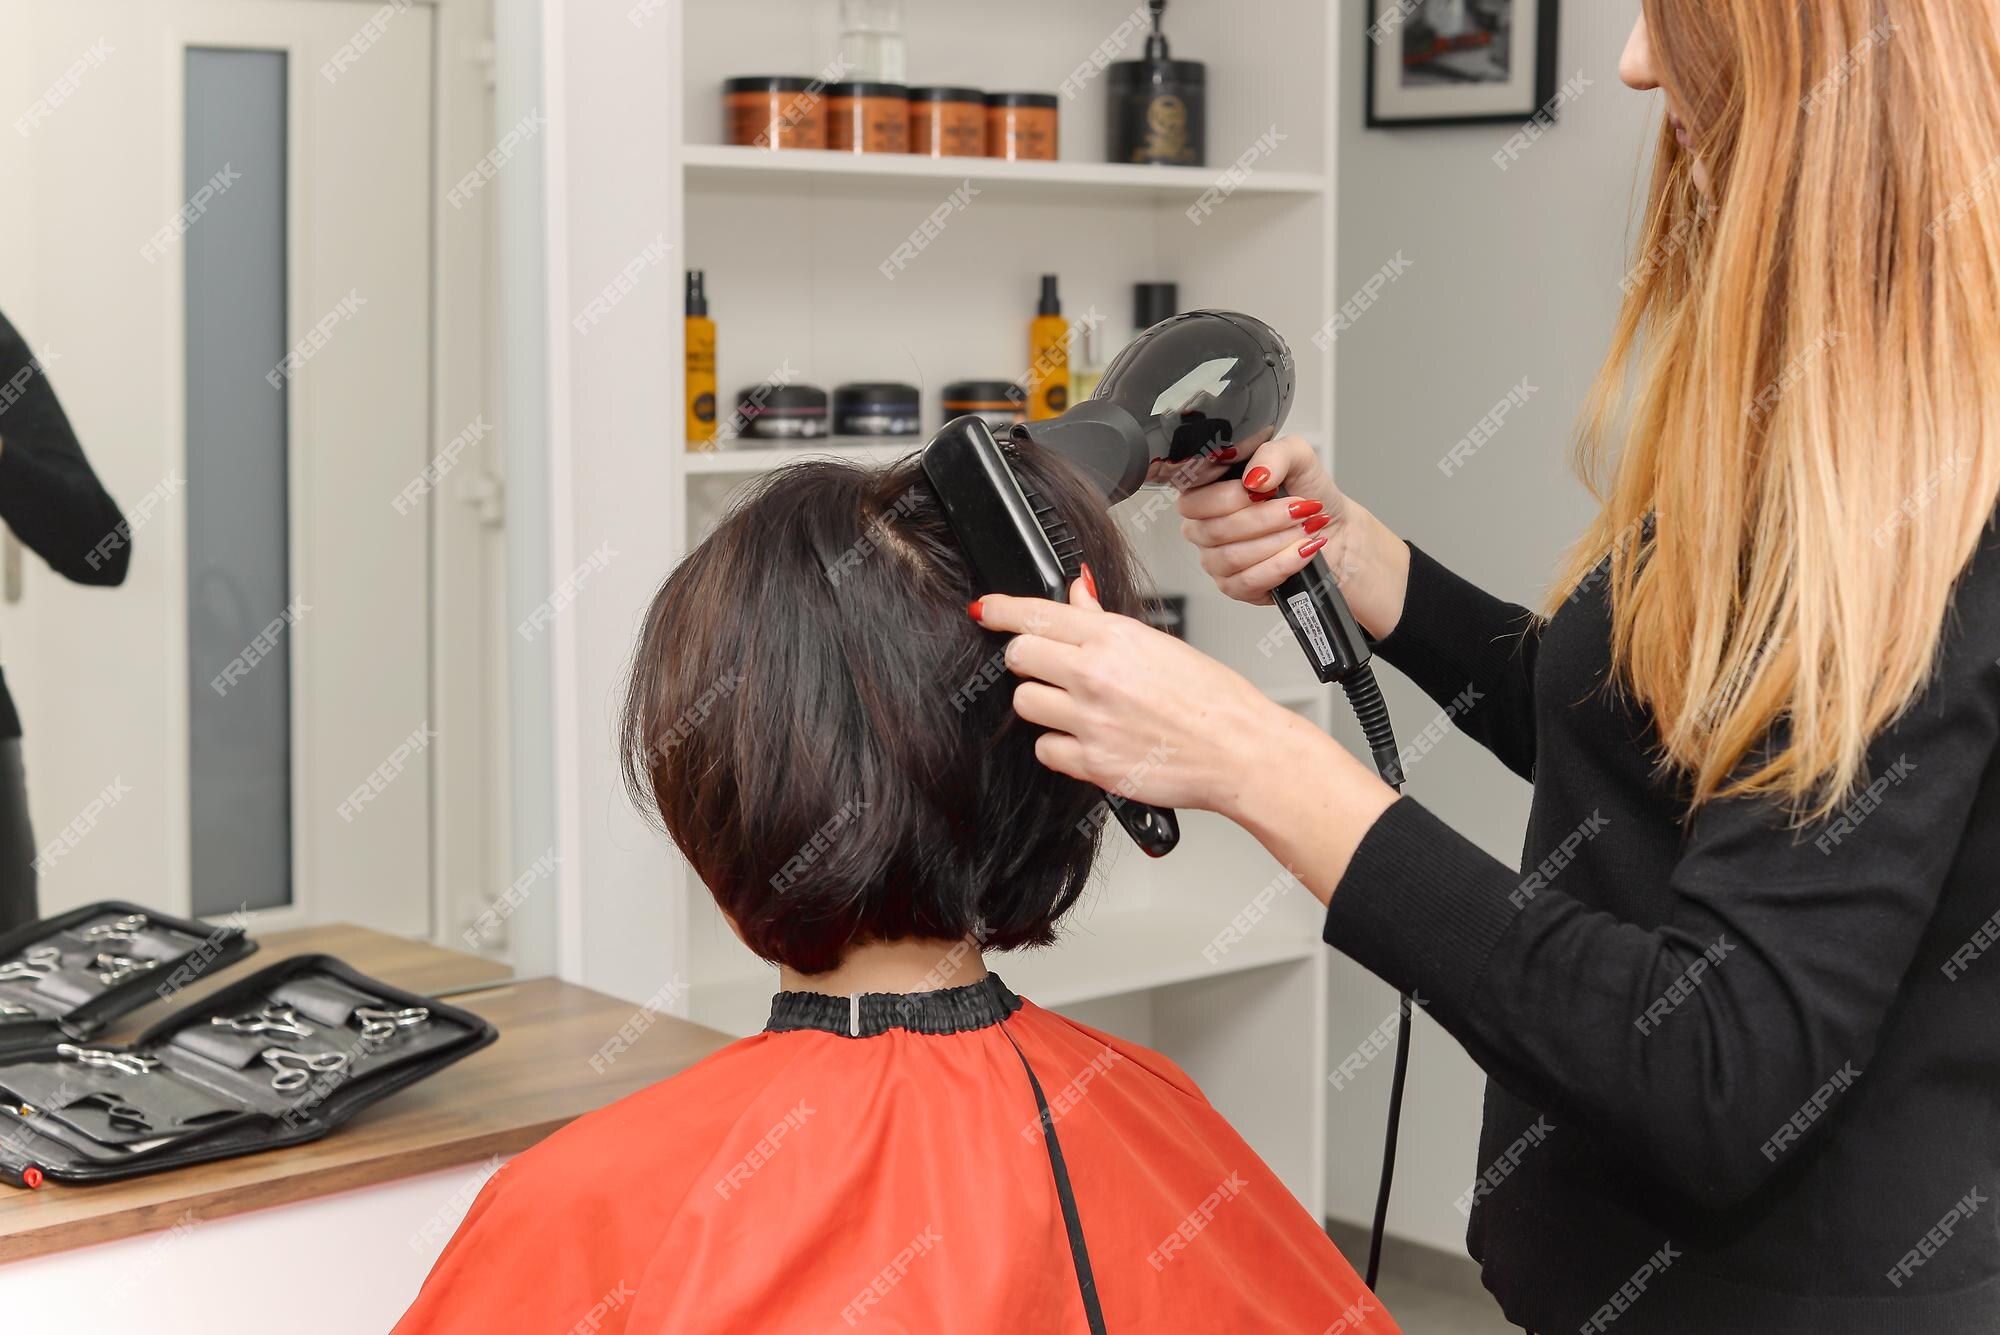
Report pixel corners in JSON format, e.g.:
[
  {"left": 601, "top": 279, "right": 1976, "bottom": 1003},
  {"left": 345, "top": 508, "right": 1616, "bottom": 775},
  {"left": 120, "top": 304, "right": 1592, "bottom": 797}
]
[{"left": 1014, "top": 311, "right": 1401, "bottom": 783}]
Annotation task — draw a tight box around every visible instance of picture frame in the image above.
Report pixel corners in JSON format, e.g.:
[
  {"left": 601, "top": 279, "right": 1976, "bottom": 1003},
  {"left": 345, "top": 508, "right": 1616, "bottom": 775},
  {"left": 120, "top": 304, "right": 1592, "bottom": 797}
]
[{"left": 1366, "top": 0, "right": 1562, "bottom": 129}]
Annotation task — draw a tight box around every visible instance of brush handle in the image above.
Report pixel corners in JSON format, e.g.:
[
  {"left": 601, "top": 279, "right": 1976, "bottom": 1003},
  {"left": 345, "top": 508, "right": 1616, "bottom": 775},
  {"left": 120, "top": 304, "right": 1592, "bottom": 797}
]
[{"left": 1104, "top": 793, "right": 1179, "bottom": 859}]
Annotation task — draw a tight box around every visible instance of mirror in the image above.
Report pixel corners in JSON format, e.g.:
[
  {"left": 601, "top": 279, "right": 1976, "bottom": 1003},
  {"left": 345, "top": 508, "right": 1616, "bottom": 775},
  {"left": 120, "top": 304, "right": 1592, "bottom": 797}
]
[{"left": 0, "top": 0, "right": 536, "bottom": 982}]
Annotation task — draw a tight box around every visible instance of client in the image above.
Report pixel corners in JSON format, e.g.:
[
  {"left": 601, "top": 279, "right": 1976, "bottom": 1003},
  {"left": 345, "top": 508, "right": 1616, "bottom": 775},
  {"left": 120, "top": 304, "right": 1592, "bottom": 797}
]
[{"left": 394, "top": 446, "right": 1396, "bottom": 1334}]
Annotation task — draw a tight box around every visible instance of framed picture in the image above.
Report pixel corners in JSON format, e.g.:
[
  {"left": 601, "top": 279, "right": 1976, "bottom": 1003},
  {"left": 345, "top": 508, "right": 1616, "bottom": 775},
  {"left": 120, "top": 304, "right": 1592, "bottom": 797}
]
[{"left": 1366, "top": 0, "right": 1561, "bottom": 128}]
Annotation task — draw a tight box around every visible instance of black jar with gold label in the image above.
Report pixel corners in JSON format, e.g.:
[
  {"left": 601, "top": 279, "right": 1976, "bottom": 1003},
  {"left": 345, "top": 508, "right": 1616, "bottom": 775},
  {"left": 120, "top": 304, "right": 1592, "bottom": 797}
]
[{"left": 1106, "top": 0, "right": 1205, "bottom": 167}]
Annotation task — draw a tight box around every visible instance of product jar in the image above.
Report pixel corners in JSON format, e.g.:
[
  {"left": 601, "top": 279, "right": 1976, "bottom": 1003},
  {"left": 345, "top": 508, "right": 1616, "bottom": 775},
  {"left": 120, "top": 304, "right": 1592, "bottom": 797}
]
[
  {"left": 1105, "top": 62, "right": 1206, "bottom": 166},
  {"left": 731, "top": 382, "right": 829, "bottom": 442},
  {"left": 833, "top": 382, "right": 922, "bottom": 437},
  {"left": 724, "top": 76, "right": 828, "bottom": 151},
  {"left": 909, "top": 87, "right": 987, "bottom": 158},
  {"left": 987, "top": 93, "right": 1059, "bottom": 161},
  {"left": 941, "top": 380, "right": 1027, "bottom": 432},
  {"left": 828, "top": 81, "right": 910, "bottom": 153}
]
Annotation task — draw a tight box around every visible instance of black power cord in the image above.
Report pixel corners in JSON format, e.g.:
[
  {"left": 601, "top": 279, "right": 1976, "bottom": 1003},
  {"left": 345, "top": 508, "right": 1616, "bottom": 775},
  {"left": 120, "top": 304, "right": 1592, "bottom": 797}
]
[
  {"left": 1336, "top": 663, "right": 1408, "bottom": 1291},
  {"left": 1365, "top": 990, "right": 1414, "bottom": 1289},
  {"left": 1204, "top": 468, "right": 1414, "bottom": 1293}
]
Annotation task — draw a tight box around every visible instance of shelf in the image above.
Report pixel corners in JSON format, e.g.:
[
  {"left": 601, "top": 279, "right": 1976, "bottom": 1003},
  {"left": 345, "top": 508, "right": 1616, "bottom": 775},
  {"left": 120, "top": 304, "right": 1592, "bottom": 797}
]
[
  {"left": 684, "top": 438, "right": 922, "bottom": 474},
  {"left": 683, "top": 144, "right": 1328, "bottom": 202},
  {"left": 685, "top": 430, "right": 1325, "bottom": 479},
  {"left": 686, "top": 906, "right": 1324, "bottom": 1038}
]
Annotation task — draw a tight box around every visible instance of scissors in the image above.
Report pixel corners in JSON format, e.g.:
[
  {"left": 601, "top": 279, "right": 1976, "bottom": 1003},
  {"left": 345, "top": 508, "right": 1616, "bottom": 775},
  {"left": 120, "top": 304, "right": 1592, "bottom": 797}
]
[
  {"left": 354, "top": 1005, "right": 430, "bottom": 1043},
  {"left": 93, "top": 953, "right": 157, "bottom": 986},
  {"left": 210, "top": 1003, "right": 314, "bottom": 1040},
  {"left": 55, "top": 1043, "right": 160, "bottom": 1077},
  {"left": 80, "top": 914, "right": 149, "bottom": 948},
  {"left": 3, "top": 1098, "right": 144, "bottom": 1138},
  {"left": 61, "top": 1092, "right": 151, "bottom": 1135},
  {"left": 0, "top": 945, "right": 59, "bottom": 983},
  {"left": 258, "top": 1047, "right": 349, "bottom": 1093}
]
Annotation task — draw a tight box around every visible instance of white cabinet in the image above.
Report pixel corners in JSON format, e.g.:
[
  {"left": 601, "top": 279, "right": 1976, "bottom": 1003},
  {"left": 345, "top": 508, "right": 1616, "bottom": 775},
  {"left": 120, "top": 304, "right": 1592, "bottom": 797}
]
[{"left": 551, "top": 0, "right": 1347, "bottom": 1221}]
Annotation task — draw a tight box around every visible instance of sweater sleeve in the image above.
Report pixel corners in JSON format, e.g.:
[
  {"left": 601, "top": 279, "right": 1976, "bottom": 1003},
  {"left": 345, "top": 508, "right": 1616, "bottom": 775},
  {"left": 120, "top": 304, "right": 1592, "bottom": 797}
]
[
  {"left": 1368, "top": 541, "right": 1543, "bottom": 780},
  {"left": 0, "top": 311, "right": 131, "bottom": 586},
  {"left": 1324, "top": 599, "right": 2000, "bottom": 1210}
]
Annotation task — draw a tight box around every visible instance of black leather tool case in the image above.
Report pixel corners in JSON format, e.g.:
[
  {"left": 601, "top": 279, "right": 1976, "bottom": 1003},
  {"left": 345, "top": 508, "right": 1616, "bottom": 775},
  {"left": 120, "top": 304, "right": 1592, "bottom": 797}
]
[
  {"left": 0, "top": 900, "right": 255, "bottom": 1048},
  {"left": 0, "top": 952, "right": 496, "bottom": 1186}
]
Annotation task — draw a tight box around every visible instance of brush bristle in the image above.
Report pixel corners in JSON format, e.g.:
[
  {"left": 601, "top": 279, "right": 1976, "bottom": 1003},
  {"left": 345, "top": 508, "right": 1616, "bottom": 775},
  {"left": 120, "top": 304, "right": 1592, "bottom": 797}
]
[{"left": 1004, "top": 444, "right": 1086, "bottom": 577}]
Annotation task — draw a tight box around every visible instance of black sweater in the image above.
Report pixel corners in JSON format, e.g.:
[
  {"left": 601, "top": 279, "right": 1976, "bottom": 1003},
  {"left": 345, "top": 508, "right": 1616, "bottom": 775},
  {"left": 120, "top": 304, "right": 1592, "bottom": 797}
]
[
  {"left": 0, "top": 310, "right": 131, "bottom": 739},
  {"left": 1325, "top": 535, "right": 2000, "bottom": 1333}
]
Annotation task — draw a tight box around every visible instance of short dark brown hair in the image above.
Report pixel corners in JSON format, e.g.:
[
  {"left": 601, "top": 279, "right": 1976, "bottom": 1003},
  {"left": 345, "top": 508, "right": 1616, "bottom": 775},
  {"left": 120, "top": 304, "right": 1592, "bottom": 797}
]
[{"left": 621, "top": 444, "right": 1149, "bottom": 975}]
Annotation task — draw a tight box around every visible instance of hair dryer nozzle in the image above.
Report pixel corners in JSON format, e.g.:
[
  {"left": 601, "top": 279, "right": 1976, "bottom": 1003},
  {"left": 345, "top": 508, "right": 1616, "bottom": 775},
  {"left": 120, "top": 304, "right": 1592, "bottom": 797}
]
[{"left": 1010, "top": 400, "right": 1152, "bottom": 504}]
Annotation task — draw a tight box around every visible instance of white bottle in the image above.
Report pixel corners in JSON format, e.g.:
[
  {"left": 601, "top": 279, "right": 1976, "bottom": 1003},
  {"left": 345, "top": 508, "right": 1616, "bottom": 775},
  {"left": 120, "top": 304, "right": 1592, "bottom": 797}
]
[{"left": 839, "top": 0, "right": 907, "bottom": 83}]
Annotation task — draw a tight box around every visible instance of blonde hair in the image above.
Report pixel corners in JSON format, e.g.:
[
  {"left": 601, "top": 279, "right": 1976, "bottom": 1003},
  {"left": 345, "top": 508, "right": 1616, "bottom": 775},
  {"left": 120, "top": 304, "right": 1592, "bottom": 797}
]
[{"left": 1553, "top": 0, "right": 2000, "bottom": 818}]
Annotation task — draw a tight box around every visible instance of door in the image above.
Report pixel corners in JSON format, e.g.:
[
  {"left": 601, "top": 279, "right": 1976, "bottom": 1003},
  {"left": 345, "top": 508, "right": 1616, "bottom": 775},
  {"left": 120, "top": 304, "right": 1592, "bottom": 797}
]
[{"left": 0, "top": 0, "right": 439, "bottom": 935}]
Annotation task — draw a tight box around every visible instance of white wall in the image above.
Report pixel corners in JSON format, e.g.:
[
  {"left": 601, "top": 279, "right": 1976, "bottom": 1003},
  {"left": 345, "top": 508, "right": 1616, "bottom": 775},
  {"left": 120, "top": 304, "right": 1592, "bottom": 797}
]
[
  {"left": 1323, "top": 0, "right": 1660, "bottom": 1254},
  {"left": 494, "top": 0, "right": 559, "bottom": 979},
  {"left": 539, "top": 0, "right": 690, "bottom": 999}
]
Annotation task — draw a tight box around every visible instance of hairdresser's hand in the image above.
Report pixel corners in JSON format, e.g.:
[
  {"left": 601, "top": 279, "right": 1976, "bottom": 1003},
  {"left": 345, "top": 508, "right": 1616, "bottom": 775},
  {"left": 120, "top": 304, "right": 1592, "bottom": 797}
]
[
  {"left": 975, "top": 572, "right": 1287, "bottom": 814},
  {"left": 979, "top": 570, "right": 1400, "bottom": 900},
  {"left": 1177, "top": 434, "right": 1411, "bottom": 638},
  {"left": 973, "top": 572, "right": 1371, "bottom": 823}
]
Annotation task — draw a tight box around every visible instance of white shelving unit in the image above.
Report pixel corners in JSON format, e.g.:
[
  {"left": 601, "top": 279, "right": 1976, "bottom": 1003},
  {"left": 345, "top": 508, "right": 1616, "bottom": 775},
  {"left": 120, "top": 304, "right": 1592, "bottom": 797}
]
[
  {"left": 683, "top": 141, "right": 1329, "bottom": 198},
  {"left": 651, "top": 0, "right": 1342, "bottom": 1218}
]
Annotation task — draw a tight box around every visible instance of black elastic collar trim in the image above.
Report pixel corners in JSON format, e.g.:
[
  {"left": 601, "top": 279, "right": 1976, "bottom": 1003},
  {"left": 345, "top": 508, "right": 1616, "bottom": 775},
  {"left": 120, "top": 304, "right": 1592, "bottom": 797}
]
[{"left": 765, "top": 973, "right": 1021, "bottom": 1038}]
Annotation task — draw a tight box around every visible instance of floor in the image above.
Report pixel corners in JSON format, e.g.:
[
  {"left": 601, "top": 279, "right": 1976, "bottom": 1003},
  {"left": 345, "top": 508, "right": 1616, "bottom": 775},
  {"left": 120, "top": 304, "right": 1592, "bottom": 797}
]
[{"left": 1327, "top": 1220, "right": 1518, "bottom": 1334}]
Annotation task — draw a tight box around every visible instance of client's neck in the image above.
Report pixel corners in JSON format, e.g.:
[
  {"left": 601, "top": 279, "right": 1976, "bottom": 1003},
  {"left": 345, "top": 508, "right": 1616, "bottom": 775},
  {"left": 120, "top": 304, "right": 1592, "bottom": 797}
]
[{"left": 779, "top": 936, "right": 989, "bottom": 997}]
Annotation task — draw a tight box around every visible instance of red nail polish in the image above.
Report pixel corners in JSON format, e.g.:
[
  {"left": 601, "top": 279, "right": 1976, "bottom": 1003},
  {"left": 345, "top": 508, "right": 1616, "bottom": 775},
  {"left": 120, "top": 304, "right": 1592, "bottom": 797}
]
[
  {"left": 1288, "top": 499, "right": 1324, "bottom": 520},
  {"left": 1303, "top": 514, "right": 1333, "bottom": 535},
  {"left": 1244, "top": 466, "right": 1272, "bottom": 492},
  {"left": 968, "top": 599, "right": 985, "bottom": 623},
  {"left": 1081, "top": 563, "right": 1099, "bottom": 601},
  {"left": 1250, "top": 489, "right": 1277, "bottom": 502},
  {"left": 1215, "top": 446, "right": 1238, "bottom": 461},
  {"left": 1299, "top": 537, "right": 1329, "bottom": 560}
]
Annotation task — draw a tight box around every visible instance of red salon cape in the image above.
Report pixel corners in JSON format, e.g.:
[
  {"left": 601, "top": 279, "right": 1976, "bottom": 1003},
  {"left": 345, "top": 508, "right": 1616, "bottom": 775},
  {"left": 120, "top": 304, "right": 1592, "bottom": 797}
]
[{"left": 393, "top": 975, "right": 1396, "bottom": 1334}]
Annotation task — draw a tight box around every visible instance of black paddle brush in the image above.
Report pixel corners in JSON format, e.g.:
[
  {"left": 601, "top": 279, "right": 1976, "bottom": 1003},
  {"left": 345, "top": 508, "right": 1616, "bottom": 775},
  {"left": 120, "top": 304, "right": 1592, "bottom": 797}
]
[{"left": 921, "top": 414, "right": 1181, "bottom": 857}]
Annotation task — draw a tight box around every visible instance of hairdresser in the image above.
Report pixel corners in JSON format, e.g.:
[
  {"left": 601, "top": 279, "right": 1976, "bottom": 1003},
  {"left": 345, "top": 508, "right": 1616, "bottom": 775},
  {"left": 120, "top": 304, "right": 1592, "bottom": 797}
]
[
  {"left": 975, "top": 7, "right": 2000, "bottom": 1333},
  {"left": 0, "top": 308, "right": 132, "bottom": 931}
]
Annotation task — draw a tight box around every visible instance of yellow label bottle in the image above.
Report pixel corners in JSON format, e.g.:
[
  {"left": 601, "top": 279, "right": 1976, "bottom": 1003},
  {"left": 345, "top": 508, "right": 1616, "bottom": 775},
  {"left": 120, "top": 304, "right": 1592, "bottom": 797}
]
[
  {"left": 1028, "top": 274, "right": 1069, "bottom": 421},
  {"left": 685, "top": 270, "right": 717, "bottom": 449},
  {"left": 1069, "top": 322, "right": 1104, "bottom": 407}
]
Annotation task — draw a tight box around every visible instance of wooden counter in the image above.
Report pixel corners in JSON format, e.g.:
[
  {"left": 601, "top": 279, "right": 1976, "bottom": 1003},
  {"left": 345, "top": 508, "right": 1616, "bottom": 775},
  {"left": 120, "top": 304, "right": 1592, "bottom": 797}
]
[{"left": 0, "top": 925, "right": 735, "bottom": 1263}]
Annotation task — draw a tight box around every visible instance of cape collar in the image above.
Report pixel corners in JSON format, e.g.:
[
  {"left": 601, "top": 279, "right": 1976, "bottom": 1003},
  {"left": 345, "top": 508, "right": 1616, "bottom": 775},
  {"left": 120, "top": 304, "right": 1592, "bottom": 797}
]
[{"left": 765, "top": 972, "right": 1021, "bottom": 1038}]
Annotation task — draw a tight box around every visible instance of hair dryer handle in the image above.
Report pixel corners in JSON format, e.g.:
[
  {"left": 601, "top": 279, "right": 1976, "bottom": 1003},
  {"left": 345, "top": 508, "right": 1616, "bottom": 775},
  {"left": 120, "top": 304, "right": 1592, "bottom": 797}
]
[
  {"left": 1275, "top": 558, "right": 1371, "bottom": 685},
  {"left": 1214, "top": 459, "right": 1374, "bottom": 686}
]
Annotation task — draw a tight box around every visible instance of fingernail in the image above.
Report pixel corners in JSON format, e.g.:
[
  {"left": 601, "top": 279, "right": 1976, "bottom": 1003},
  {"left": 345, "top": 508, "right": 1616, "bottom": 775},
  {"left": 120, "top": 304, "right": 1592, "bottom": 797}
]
[
  {"left": 1215, "top": 446, "right": 1238, "bottom": 461},
  {"left": 1244, "top": 466, "right": 1272, "bottom": 491},
  {"left": 1299, "top": 537, "right": 1329, "bottom": 560},
  {"left": 1080, "top": 562, "right": 1099, "bottom": 601},
  {"left": 968, "top": 599, "right": 985, "bottom": 623},
  {"left": 1288, "top": 499, "right": 1324, "bottom": 520},
  {"left": 1250, "top": 489, "right": 1277, "bottom": 502},
  {"left": 1303, "top": 514, "right": 1333, "bottom": 535}
]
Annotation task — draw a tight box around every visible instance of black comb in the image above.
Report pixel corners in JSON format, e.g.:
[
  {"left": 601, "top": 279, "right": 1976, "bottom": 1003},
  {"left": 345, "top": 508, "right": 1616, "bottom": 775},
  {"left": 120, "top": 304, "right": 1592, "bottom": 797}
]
[{"left": 922, "top": 415, "right": 1180, "bottom": 857}]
